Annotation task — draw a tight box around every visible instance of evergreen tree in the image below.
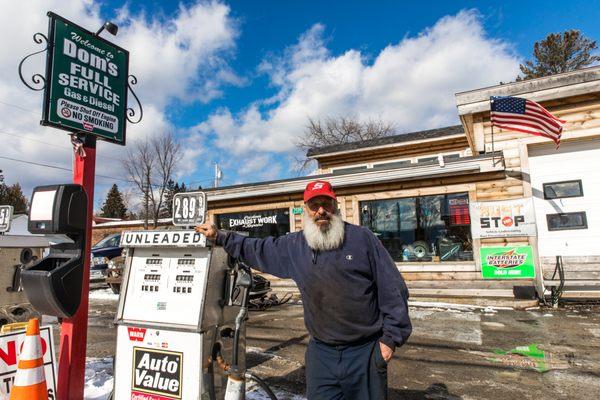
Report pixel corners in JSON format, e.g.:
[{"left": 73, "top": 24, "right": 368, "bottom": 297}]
[
  {"left": 161, "top": 180, "right": 178, "bottom": 218},
  {"left": 100, "top": 184, "right": 127, "bottom": 219},
  {"left": 517, "top": 30, "right": 600, "bottom": 81},
  {"left": 0, "top": 181, "right": 28, "bottom": 214}
]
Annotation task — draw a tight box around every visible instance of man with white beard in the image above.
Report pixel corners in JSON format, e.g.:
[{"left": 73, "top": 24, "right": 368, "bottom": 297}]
[{"left": 195, "top": 180, "right": 411, "bottom": 399}]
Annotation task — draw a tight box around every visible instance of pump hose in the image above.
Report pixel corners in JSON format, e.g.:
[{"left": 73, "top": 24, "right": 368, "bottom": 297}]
[
  {"left": 245, "top": 371, "right": 278, "bottom": 400},
  {"left": 550, "top": 255, "right": 565, "bottom": 305}
]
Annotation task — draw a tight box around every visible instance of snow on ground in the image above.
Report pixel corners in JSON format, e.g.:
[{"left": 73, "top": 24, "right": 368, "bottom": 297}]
[
  {"left": 84, "top": 358, "right": 114, "bottom": 400},
  {"left": 408, "top": 300, "right": 513, "bottom": 312},
  {"left": 89, "top": 288, "right": 120, "bottom": 301},
  {"left": 246, "top": 385, "right": 306, "bottom": 400}
]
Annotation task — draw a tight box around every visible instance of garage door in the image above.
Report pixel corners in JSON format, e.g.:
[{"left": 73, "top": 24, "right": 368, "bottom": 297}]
[{"left": 529, "top": 139, "right": 600, "bottom": 258}]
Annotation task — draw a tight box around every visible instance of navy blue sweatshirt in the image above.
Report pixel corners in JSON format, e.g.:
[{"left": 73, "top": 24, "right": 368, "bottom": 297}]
[{"left": 216, "top": 222, "right": 412, "bottom": 349}]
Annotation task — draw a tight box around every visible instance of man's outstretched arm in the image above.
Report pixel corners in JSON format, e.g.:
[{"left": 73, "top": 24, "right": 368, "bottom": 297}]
[{"left": 195, "top": 223, "right": 293, "bottom": 279}]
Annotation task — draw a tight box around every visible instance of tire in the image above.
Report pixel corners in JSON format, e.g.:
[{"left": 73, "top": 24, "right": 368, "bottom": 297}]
[
  {"left": 412, "top": 241, "right": 429, "bottom": 259},
  {"left": 109, "top": 283, "right": 121, "bottom": 294}
]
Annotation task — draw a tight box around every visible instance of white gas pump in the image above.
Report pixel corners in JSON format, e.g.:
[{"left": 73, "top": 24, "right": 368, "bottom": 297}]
[{"left": 113, "top": 230, "right": 247, "bottom": 400}]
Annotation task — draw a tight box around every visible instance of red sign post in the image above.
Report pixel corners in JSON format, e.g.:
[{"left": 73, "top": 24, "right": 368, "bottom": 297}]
[{"left": 57, "top": 136, "right": 96, "bottom": 399}]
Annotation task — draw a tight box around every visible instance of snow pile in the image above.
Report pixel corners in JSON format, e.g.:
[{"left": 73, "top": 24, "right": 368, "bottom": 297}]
[
  {"left": 246, "top": 383, "right": 306, "bottom": 400},
  {"left": 409, "top": 300, "right": 512, "bottom": 312},
  {"left": 84, "top": 358, "right": 114, "bottom": 400},
  {"left": 89, "top": 288, "right": 120, "bottom": 301}
]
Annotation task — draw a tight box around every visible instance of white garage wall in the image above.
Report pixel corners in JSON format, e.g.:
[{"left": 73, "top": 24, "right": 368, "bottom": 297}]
[{"left": 529, "top": 139, "right": 600, "bottom": 257}]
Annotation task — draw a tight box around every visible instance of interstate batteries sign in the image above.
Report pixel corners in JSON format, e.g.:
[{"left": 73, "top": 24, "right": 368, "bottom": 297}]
[
  {"left": 470, "top": 198, "right": 537, "bottom": 239},
  {"left": 42, "top": 12, "right": 129, "bottom": 144},
  {"left": 480, "top": 246, "right": 535, "bottom": 279}
]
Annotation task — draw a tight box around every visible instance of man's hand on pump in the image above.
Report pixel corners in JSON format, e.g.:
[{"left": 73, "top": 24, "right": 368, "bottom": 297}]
[{"left": 195, "top": 223, "right": 218, "bottom": 241}]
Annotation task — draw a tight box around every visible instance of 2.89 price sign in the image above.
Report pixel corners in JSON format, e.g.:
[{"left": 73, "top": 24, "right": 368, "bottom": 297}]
[{"left": 172, "top": 192, "right": 206, "bottom": 226}]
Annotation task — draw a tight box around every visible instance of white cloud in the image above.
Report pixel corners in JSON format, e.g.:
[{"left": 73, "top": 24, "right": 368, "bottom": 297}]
[
  {"left": 202, "top": 10, "right": 520, "bottom": 156},
  {"left": 0, "top": 0, "right": 238, "bottom": 204}
]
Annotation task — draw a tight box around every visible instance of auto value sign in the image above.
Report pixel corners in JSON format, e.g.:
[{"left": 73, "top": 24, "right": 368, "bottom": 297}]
[
  {"left": 470, "top": 198, "right": 537, "bottom": 239},
  {"left": 480, "top": 246, "right": 535, "bottom": 279},
  {"left": 42, "top": 12, "right": 129, "bottom": 145},
  {"left": 0, "top": 326, "right": 57, "bottom": 399}
]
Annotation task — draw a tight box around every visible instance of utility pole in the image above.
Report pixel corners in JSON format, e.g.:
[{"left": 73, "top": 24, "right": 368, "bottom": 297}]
[{"left": 214, "top": 162, "right": 222, "bottom": 188}]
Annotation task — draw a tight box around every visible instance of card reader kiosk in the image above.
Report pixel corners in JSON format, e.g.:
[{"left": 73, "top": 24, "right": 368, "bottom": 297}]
[
  {"left": 113, "top": 230, "right": 246, "bottom": 400},
  {"left": 21, "top": 184, "right": 87, "bottom": 318}
]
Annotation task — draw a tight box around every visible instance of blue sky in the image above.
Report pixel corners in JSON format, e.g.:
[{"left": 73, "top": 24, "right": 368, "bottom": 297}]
[{"left": 1, "top": 0, "right": 600, "bottom": 211}]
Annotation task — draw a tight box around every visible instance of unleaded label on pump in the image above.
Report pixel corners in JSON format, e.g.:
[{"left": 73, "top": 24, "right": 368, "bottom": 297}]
[{"left": 120, "top": 231, "right": 206, "bottom": 248}]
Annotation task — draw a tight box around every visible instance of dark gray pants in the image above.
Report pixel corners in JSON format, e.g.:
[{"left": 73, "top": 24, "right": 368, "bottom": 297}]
[{"left": 305, "top": 337, "right": 388, "bottom": 400}]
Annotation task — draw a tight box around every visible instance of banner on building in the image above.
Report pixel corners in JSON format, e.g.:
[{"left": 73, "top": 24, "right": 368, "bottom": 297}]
[
  {"left": 470, "top": 198, "right": 536, "bottom": 238},
  {"left": 42, "top": 12, "right": 129, "bottom": 145},
  {"left": 480, "top": 246, "right": 536, "bottom": 279}
]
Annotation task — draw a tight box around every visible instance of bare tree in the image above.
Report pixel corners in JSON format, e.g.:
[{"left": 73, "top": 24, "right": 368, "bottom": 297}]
[
  {"left": 296, "top": 116, "right": 396, "bottom": 170},
  {"left": 122, "top": 132, "right": 182, "bottom": 228}
]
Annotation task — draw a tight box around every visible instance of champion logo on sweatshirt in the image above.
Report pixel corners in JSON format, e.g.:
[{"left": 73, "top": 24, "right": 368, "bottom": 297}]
[{"left": 346, "top": 255, "right": 353, "bottom": 261}]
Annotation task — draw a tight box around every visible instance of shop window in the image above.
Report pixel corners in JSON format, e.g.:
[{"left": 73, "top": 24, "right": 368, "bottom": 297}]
[
  {"left": 373, "top": 160, "right": 412, "bottom": 169},
  {"left": 543, "top": 180, "right": 583, "bottom": 199},
  {"left": 417, "top": 156, "right": 438, "bottom": 164},
  {"left": 546, "top": 212, "right": 587, "bottom": 231},
  {"left": 331, "top": 165, "right": 368, "bottom": 175},
  {"left": 443, "top": 154, "right": 461, "bottom": 162},
  {"left": 216, "top": 209, "right": 291, "bottom": 238},
  {"left": 360, "top": 193, "right": 473, "bottom": 262}
]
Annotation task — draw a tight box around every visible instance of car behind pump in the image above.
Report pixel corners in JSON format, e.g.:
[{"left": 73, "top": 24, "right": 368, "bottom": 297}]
[{"left": 90, "top": 233, "right": 122, "bottom": 285}]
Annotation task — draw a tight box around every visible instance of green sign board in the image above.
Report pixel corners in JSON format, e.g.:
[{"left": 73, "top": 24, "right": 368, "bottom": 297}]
[
  {"left": 292, "top": 207, "right": 303, "bottom": 215},
  {"left": 480, "top": 246, "right": 535, "bottom": 279},
  {"left": 42, "top": 12, "right": 129, "bottom": 145}
]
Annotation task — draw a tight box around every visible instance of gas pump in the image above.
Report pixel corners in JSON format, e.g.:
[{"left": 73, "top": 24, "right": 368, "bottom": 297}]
[{"left": 113, "top": 230, "right": 254, "bottom": 399}]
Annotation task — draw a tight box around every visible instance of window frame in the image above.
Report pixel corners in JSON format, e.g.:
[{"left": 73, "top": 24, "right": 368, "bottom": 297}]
[
  {"left": 546, "top": 211, "right": 588, "bottom": 231},
  {"left": 542, "top": 179, "right": 584, "bottom": 200}
]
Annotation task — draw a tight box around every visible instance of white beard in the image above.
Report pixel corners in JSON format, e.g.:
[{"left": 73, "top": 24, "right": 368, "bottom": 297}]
[{"left": 303, "top": 212, "right": 345, "bottom": 251}]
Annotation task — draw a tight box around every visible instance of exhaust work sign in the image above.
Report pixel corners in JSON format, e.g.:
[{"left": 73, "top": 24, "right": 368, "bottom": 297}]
[
  {"left": 480, "top": 246, "right": 535, "bottom": 279},
  {"left": 42, "top": 12, "right": 129, "bottom": 145}
]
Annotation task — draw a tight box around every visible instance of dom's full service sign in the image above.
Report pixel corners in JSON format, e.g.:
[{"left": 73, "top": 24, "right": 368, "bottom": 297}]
[
  {"left": 470, "top": 198, "right": 536, "bottom": 239},
  {"left": 43, "top": 12, "right": 129, "bottom": 145},
  {"left": 480, "top": 246, "right": 536, "bottom": 279}
]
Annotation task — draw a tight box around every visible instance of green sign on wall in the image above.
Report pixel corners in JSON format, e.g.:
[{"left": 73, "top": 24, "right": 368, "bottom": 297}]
[
  {"left": 480, "top": 246, "right": 535, "bottom": 279},
  {"left": 42, "top": 12, "right": 129, "bottom": 145}
]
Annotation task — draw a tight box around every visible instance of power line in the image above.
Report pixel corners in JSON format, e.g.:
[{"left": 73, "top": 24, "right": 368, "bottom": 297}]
[
  {"left": 0, "top": 129, "right": 123, "bottom": 163},
  {"left": 0, "top": 155, "right": 216, "bottom": 188},
  {"left": 0, "top": 155, "right": 132, "bottom": 184},
  {"left": 0, "top": 99, "right": 39, "bottom": 116}
]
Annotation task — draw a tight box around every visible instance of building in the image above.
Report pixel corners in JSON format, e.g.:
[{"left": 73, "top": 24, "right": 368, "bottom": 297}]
[{"left": 203, "top": 67, "right": 600, "bottom": 306}]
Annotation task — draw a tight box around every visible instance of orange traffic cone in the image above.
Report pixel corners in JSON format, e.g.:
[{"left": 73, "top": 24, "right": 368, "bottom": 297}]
[{"left": 9, "top": 318, "right": 47, "bottom": 400}]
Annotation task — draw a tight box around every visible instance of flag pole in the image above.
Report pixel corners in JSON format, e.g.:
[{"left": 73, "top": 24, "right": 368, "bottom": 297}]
[{"left": 490, "top": 97, "right": 496, "bottom": 166}]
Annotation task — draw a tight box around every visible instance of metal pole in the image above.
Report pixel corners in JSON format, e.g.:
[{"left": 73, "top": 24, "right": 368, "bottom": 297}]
[
  {"left": 57, "top": 134, "right": 96, "bottom": 399},
  {"left": 490, "top": 98, "right": 495, "bottom": 165}
]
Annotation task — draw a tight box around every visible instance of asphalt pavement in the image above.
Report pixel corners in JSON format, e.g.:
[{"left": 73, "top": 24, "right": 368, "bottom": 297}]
[{"left": 79, "top": 288, "right": 600, "bottom": 399}]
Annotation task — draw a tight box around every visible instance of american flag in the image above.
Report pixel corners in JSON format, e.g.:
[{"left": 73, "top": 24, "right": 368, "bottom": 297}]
[{"left": 490, "top": 96, "right": 566, "bottom": 148}]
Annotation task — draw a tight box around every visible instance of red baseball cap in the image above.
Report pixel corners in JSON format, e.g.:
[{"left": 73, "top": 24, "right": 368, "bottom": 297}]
[{"left": 304, "top": 180, "right": 336, "bottom": 203}]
